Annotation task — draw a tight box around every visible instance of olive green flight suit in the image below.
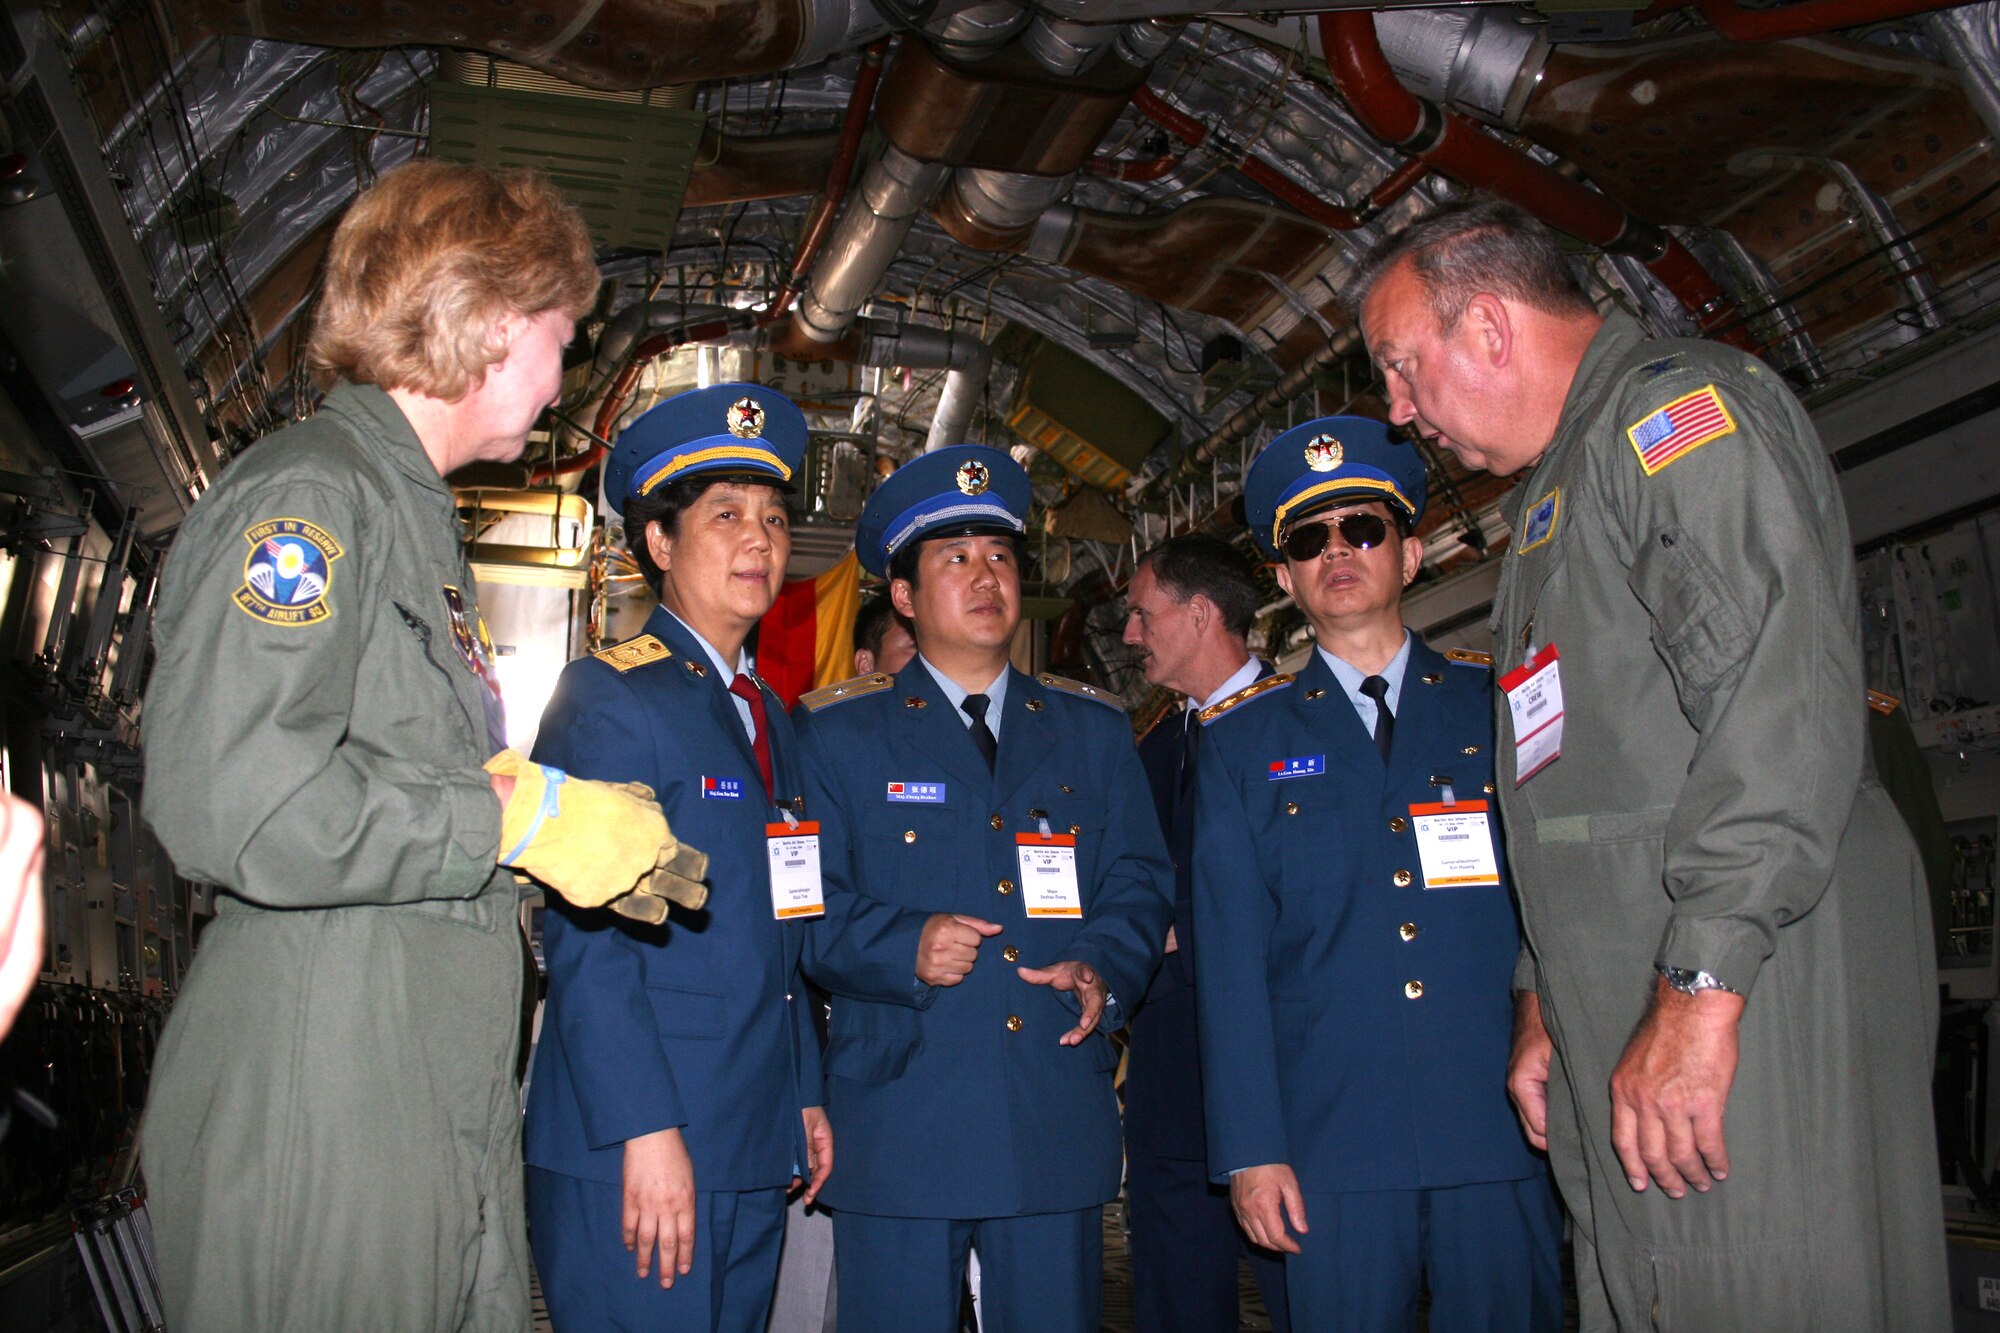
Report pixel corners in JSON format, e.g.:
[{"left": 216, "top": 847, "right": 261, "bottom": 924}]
[
  {"left": 140, "top": 384, "right": 529, "bottom": 1331},
  {"left": 1492, "top": 314, "right": 1948, "bottom": 1331}
]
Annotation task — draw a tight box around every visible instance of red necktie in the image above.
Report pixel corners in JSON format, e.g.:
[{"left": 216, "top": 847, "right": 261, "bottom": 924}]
[{"left": 729, "top": 673, "right": 776, "bottom": 802}]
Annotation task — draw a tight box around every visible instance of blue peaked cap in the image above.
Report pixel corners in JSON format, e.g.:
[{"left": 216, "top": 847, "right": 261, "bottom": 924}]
[
  {"left": 603, "top": 382, "right": 807, "bottom": 517},
  {"left": 855, "top": 445, "right": 1030, "bottom": 577},
  {"left": 1241, "top": 415, "right": 1428, "bottom": 558}
]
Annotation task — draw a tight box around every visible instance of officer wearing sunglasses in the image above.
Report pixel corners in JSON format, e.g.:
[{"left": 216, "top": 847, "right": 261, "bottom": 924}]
[{"left": 1189, "top": 415, "right": 1562, "bottom": 1331}]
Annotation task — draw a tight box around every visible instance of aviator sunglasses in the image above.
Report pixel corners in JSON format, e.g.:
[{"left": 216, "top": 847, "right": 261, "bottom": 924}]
[{"left": 1281, "top": 511, "right": 1391, "bottom": 562}]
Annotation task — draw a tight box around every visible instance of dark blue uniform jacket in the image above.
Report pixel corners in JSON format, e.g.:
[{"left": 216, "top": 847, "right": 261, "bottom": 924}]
[
  {"left": 794, "top": 662, "right": 1171, "bottom": 1218},
  {"left": 524, "top": 606, "right": 821, "bottom": 1191},
  {"left": 1193, "top": 642, "right": 1546, "bottom": 1194}
]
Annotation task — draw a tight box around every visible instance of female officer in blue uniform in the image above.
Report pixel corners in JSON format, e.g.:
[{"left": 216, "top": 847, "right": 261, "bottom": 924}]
[
  {"left": 792, "top": 447, "right": 1171, "bottom": 1331},
  {"left": 524, "top": 383, "right": 829, "bottom": 1331},
  {"left": 1192, "top": 418, "right": 1562, "bottom": 1331}
]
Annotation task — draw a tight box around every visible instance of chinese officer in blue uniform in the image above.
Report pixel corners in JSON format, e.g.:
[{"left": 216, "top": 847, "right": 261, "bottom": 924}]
[
  {"left": 792, "top": 445, "right": 1172, "bottom": 1332},
  {"left": 524, "top": 383, "right": 829, "bottom": 1331},
  {"left": 1192, "top": 417, "right": 1563, "bottom": 1331}
]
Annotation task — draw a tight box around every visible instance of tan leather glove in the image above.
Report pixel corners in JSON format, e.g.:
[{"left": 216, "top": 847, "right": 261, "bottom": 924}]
[{"left": 485, "top": 750, "right": 709, "bottom": 922}]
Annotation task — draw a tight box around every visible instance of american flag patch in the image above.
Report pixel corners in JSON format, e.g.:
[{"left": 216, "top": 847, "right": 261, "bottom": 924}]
[{"left": 1626, "top": 385, "right": 1736, "bottom": 475}]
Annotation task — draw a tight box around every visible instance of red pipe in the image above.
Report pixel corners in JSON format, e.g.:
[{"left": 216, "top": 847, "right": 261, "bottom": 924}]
[
  {"left": 1319, "top": 12, "right": 1750, "bottom": 348},
  {"left": 1130, "top": 86, "right": 1375, "bottom": 230},
  {"left": 1087, "top": 152, "right": 1182, "bottom": 182},
  {"left": 769, "top": 39, "right": 888, "bottom": 322},
  {"left": 1686, "top": 0, "right": 1960, "bottom": 42}
]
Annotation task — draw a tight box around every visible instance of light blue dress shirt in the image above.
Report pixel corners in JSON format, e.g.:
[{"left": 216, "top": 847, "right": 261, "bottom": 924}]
[
  {"left": 1318, "top": 630, "right": 1413, "bottom": 735},
  {"left": 918, "top": 655, "right": 1011, "bottom": 743}
]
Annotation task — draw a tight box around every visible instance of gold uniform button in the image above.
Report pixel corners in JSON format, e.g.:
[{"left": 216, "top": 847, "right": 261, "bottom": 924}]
[
  {"left": 1484, "top": 782, "right": 1496, "bottom": 794},
  {"left": 1069, "top": 823, "right": 1082, "bottom": 836},
  {"left": 1006, "top": 1015, "right": 1024, "bottom": 1032},
  {"left": 1303, "top": 687, "right": 1325, "bottom": 701},
  {"left": 1002, "top": 945, "right": 1020, "bottom": 962},
  {"left": 903, "top": 830, "right": 917, "bottom": 844},
  {"left": 1462, "top": 744, "right": 1481, "bottom": 755},
  {"left": 1392, "top": 869, "right": 1413, "bottom": 888},
  {"left": 1285, "top": 801, "right": 1299, "bottom": 816},
  {"left": 990, "top": 814, "right": 1005, "bottom": 831},
  {"left": 1404, "top": 980, "right": 1424, "bottom": 999},
  {"left": 1060, "top": 785, "right": 1074, "bottom": 794},
  {"left": 1388, "top": 816, "right": 1407, "bottom": 833},
  {"left": 998, "top": 879, "right": 1016, "bottom": 894},
  {"left": 1399, "top": 922, "right": 1419, "bottom": 942}
]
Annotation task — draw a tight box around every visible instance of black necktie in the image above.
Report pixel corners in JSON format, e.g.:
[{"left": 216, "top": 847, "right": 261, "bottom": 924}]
[
  {"left": 963, "top": 693, "right": 998, "bottom": 771},
  {"left": 1359, "top": 675, "right": 1394, "bottom": 762},
  {"left": 1177, "top": 708, "right": 1201, "bottom": 798}
]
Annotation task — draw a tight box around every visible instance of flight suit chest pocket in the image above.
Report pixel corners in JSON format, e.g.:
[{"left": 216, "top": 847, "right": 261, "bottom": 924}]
[{"left": 1627, "top": 526, "right": 1752, "bottom": 708}]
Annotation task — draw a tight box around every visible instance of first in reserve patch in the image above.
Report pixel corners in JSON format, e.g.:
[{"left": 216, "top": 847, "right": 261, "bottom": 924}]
[
  {"left": 234, "top": 518, "right": 343, "bottom": 626},
  {"left": 1627, "top": 384, "right": 1736, "bottom": 476}
]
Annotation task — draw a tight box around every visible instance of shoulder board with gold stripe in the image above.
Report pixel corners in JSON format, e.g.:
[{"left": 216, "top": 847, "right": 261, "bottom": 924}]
[
  {"left": 592, "top": 634, "right": 671, "bottom": 673},
  {"left": 1866, "top": 688, "right": 1901, "bottom": 716},
  {"left": 1444, "top": 648, "right": 1494, "bottom": 669},
  {"left": 1198, "top": 672, "right": 1296, "bottom": 726},
  {"left": 1036, "top": 672, "right": 1123, "bottom": 711},
  {"left": 799, "top": 673, "right": 894, "bottom": 712}
]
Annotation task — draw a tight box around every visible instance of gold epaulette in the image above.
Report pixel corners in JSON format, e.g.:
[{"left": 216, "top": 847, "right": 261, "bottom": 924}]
[
  {"left": 1035, "top": 672, "right": 1123, "bottom": 711},
  {"left": 593, "top": 634, "right": 671, "bottom": 673},
  {"left": 1444, "top": 648, "right": 1494, "bottom": 669},
  {"left": 1197, "top": 672, "right": 1295, "bottom": 726},
  {"left": 799, "top": 673, "right": 893, "bottom": 712},
  {"left": 1866, "top": 688, "right": 1901, "bottom": 716}
]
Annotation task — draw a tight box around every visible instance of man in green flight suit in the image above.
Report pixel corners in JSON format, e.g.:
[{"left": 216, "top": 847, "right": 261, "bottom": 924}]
[
  {"left": 1352, "top": 200, "right": 1948, "bottom": 1330},
  {"left": 140, "top": 162, "right": 705, "bottom": 1330}
]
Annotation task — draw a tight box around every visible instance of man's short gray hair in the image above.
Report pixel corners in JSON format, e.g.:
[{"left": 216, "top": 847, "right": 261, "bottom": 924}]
[{"left": 1345, "top": 199, "right": 1597, "bottom": 332}]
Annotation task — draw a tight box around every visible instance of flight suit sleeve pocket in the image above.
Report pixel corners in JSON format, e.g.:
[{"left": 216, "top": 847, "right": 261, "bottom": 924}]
[
  {"left": 824, "top": 1036, "right": 918, "bottom": 1084},
  {"left": 644, "top": 984, "right": 728, "bottom": 1041},
  {"left": 1627, "top": 526, "right": 1753, "bottom": 709}
]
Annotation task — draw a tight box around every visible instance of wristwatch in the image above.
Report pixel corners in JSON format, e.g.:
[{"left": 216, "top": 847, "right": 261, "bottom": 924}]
[{"left": 1657, "top": 964, "right": 1739, "bottom": 996}]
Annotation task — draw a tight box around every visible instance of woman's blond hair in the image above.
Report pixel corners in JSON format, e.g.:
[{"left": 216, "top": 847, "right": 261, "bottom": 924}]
[{"left": 307, "top": 161, "right": 598, "bottom": 401}]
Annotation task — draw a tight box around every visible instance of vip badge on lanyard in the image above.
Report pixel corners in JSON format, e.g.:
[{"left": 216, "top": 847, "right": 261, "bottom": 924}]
[
  {"left": 1408, "top": 799, "right": 1502, "bottom": 888},
  {"left": 1499, "top": 643, "right": 1564, "bottom": 785},
  {"left": 766, "top": 810, "right": 825, "bottom": 920},
  {"left": 1017, "top": 830, "right": 1083, "bottom": 918}
]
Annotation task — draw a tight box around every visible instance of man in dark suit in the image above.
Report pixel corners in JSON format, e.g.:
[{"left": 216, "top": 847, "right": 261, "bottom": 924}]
[
  {"left": 1120, "top": 534, "right": 1290, "bottom": 1333},
  {"left": 1193, "top": 417, "right": 1562, "bottom": 1331},
  {"left": 794, "top": 445, "right": 1171, "bottom": 1332}
]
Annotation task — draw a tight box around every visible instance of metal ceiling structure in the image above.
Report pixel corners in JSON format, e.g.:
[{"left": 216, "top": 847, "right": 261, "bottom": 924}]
[{"left": 5, "top": 0, "right": 2000, "bottom": 694}]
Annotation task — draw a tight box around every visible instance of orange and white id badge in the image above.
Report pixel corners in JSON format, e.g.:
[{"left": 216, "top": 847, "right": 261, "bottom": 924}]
[
  {"left": 1016, "top": 832, "right": 1082, "bottom": 918},
  {"left": 767, "top": 821, "right": 825, "bottom": 919},
  {"left": 1408, "top": 801, "right": 1502, "bottom": 888},
  {"left": 1499, "top": 643, "right": 1564, "bottom": 785}
]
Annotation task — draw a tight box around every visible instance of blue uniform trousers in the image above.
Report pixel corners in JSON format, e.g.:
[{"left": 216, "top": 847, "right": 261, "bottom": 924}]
[
  {"left": 1126, "top": 1145, "right": 1289, "bottom": 1333},
  {"left": 1126, "top": 979, "right": 1289, "bottom": 1333},
  {"left": 1284, "top": 1179, "right": 1563, "bottom": 1332},
  {"left": 527, "top": 1169, "right": 787, "bottom": 1332},
  {"left": 832, "top": 1207, "right": 1100, "bottom": 1333}
]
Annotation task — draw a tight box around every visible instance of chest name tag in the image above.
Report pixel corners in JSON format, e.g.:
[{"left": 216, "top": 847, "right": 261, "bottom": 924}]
[
  {"left": 767, "top": 821, "right": 825, "bottom": 919},
  {"left": 1408, "top": 801, "right": 1502, "bottom": 888},
  {"left": 703, "top": 776, "right": 747, "bottom": 801},
  {"left": 1267, "top": 755, "right": 1326, "bottom": 781},
  {"left": 1016, "top": 833, "right": 1082, "bottom": 918},
  {"left": 1499, "top": 644, "right": 1564, "bottom": 785},
  {"left": 887, "top": 781, "right": 946, "bottom": 803}
]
